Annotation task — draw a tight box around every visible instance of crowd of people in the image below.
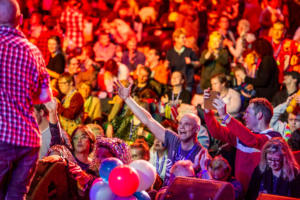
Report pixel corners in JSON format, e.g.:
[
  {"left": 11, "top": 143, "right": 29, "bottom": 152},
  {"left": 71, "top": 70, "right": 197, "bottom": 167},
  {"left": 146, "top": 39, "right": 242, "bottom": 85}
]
[{"left": 1, "top": 0, "right": 300, "bottom": 199}]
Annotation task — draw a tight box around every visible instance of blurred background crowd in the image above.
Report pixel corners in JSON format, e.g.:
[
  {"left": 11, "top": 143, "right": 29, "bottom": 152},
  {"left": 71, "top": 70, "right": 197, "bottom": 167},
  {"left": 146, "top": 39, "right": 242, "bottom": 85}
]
[{"left": 16, "top": 0, "right": 300, "bottom": 199}]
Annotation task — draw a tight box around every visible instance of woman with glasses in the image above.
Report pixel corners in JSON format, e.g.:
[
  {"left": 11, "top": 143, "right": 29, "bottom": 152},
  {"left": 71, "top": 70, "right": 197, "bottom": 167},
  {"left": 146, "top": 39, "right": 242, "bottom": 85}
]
[{"left": 246, "top": 137, "right": 300, "bottom": 199}]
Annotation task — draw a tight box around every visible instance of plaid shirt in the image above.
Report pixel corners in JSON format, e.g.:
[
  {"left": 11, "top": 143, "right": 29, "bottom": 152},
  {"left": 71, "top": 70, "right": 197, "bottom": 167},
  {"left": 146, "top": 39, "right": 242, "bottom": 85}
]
[
  {"left": 60, "top": 7, "right": 84, "bottom": 49},
  {"left": 0, "top": 26, "right": 50, "bottom": 147}
]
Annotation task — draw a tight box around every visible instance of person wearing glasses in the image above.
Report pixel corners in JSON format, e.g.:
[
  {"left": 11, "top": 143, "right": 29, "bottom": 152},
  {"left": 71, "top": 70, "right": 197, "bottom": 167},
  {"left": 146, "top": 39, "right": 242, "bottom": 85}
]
[
  {"left": 57, "top": 72, "right": 84, "bottom": 135},
  {"left": 246, "top": 137, "right": 300, "bottom": 199}
]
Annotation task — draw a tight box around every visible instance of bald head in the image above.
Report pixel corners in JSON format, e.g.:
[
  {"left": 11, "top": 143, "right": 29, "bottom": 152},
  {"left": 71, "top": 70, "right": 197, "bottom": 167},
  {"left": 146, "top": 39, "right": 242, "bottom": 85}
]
[{"left": 0, "top": 0, "right": 21, "bottom": 27}]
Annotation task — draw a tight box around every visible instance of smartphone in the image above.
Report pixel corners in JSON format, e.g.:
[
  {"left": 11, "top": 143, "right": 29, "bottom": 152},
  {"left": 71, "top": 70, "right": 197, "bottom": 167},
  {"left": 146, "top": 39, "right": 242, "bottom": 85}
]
[{"left": 204, "top": 91, "right": 219, "bottom": 110}]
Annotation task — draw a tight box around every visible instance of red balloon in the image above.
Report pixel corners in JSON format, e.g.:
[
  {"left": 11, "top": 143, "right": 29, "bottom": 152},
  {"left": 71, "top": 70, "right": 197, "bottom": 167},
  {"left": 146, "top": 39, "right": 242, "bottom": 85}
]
[{"left": 108, "top": 165, "right": 140, "bottom": 197}]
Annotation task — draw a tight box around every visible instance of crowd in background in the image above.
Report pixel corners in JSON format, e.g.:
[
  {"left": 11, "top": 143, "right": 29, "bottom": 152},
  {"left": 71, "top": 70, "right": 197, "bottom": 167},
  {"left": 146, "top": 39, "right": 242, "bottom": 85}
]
[{"left": 14, "top": 0, "right": 300, "bottom": 199}]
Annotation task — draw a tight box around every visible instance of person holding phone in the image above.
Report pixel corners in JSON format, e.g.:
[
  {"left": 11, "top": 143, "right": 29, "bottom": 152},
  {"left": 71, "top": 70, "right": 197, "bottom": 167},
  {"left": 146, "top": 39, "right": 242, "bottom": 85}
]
[
  {"left": 203, "top": 89, "right": 281, "bottom": 193},
  {"left": 210, "top": 73, "right": 241, "bottom": 118}
]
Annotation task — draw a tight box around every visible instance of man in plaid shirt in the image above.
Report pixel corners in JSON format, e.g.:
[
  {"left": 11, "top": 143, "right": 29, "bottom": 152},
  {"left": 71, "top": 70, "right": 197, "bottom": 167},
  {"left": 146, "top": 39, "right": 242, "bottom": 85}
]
[
  {"left": 0, "top": 0, "right": 51, "bottom": 199},
  {"left": 60, "top": 0, "right": 84, "bottom": 51}
]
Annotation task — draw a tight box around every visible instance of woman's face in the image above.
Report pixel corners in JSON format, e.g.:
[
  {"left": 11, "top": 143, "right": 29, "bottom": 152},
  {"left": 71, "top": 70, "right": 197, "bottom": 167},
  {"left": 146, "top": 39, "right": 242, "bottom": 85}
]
[
  {"left": 72, "top": 130, "right": 91, "bottom": 154},
  {"left": 48, "top": 39, "right": 59, "bottom": 54},
  {"left": 211, "top": 77, "right": 225, "bottom": 92},
  {"left": 266, "top": 152, "right": 283, "bottom": 172}
]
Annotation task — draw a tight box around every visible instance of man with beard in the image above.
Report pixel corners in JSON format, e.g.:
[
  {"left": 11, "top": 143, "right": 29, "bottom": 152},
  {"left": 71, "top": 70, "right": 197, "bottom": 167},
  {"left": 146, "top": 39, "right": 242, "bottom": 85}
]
[{"left": 114, "top": 81, "right": 206, "bottom": 185}]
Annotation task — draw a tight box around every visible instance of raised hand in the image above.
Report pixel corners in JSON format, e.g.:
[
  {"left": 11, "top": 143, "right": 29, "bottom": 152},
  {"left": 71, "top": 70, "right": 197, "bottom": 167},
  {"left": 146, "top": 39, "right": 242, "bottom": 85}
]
[
  {"left": 44, "top": 97, "right": 58, "bottom": 124},
  {"left": 44, "top": 97, "right": 58, "bottom": 113},
  {"left": 113, "top": 80, "right": 133, "bottom": 100},
  {"left": 212, "top": 96, "right": 227, "bottom": 119},
  {"left": 199, "top": 148, "right": 211, "bottom": 171}
]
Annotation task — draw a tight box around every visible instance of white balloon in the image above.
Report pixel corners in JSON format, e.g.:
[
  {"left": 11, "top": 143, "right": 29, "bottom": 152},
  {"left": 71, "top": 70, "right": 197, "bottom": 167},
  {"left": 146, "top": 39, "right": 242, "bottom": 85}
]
[
  {"left": 129, "top": 160, "right": 156, "bottom": 191},
  {"left": 90, "top": 179, "right": 116, "bottom": 200}
]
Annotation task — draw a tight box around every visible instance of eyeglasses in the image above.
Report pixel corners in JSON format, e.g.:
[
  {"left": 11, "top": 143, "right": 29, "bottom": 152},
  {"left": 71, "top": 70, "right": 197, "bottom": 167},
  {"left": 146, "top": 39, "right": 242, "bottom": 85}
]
[
  {"left": 267, "top": 158, "right": 281, "bottom": 163},
  {"left": 73, "top": 134, "right": 89, "bottom": 141}
]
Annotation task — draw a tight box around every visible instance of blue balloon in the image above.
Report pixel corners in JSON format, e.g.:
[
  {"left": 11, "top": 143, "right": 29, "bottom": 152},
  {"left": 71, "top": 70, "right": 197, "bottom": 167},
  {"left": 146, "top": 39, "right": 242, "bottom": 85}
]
[
  {"left": 134, "top": 191, "right": 151, "bottom": 200},
  {"left": 90, "top": 178, "right": 116, "bottom": 200},
  {"left": 99, "top": 158, "right": 123, "bottom": 181}
]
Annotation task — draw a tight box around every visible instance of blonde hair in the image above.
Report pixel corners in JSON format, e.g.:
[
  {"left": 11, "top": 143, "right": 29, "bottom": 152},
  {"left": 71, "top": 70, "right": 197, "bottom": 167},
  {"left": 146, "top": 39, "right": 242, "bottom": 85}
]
[
  {"left": 209, "top": 31, "right": 222, "bottom": 42},
  {"left": 259, "top": 137, "right": 300, "bottom": 181},
  {"left": 172, "top": 28, "right": 186, "bottom": 41}
]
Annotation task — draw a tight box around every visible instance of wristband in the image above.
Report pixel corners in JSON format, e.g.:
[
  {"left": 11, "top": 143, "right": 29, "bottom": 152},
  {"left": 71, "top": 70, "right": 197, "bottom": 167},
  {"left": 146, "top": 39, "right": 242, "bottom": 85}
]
[{"left": 222, "top": 113, "right": 231, "bottom": 124}]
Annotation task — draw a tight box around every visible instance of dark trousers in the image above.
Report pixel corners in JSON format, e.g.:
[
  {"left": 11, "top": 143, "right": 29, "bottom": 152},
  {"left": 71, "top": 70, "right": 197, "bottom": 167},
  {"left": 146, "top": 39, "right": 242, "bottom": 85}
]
[{"left": 0, "top": 141, "right": 39, "bottom": 200}]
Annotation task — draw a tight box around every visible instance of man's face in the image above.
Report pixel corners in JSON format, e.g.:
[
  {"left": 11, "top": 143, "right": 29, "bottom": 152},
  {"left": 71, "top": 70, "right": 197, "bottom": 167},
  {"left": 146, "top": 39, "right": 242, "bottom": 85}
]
[
  {"left": 288, "top": 113, "right": 300, "bottom": 132},
  {"left": 243, "top": 103, "right": 259, "bottom": 131},
  {"left": 58, "top": 77, "right": 72, "bottom": 95},
  {"left": 272, "top": 23, "right": 285, "bottom": 41},
  {"left": 178, "top": 115, "right": 197, "bottom": 142},
  {"left": 130, "top": 147, "right": 145, "bottom": 161},
  {"left": 137, "top": 68, "right": 150, "bottom": 84},
  {"left": 174, "top": 34, "right": 186, "bottom": 47},
  {"left": 72, "top": 130, "right": 91, "bottom": 154},
  {"left": 283, "top": 75, "right": 296, "bottom": 86},
  {"left": 171, "top": 71, "right": 183, "bottom": 87}
]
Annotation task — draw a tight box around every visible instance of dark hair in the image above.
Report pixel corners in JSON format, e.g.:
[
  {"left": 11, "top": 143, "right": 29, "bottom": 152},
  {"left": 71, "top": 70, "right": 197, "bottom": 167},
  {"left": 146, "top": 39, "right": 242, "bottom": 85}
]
[
  {"left": 59, "top": 72, "right": 74, "bottom": 85},
  {"left": 103, "top": 59, "right": 119, "bottom": 76},
  {"left": 48, "top": 35, "right": 61, "bottom": 47},
  {"left": 249, "top": 98, "right": 273, "bottom": 124},
  {"left": 252, "top": 38, "right": 274, "bottom": 57},
  {"left": 34, "top": 104, "right": 49, "bottom": 117},
  {"left": 284, "top": 71, "right": 300, "bottom": 86},
  {"left": 211, "top": 73, "right": 229, "bottom": 88},
  {"left": 288, "top": 128, "right": 300, "bottom": 151}
]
